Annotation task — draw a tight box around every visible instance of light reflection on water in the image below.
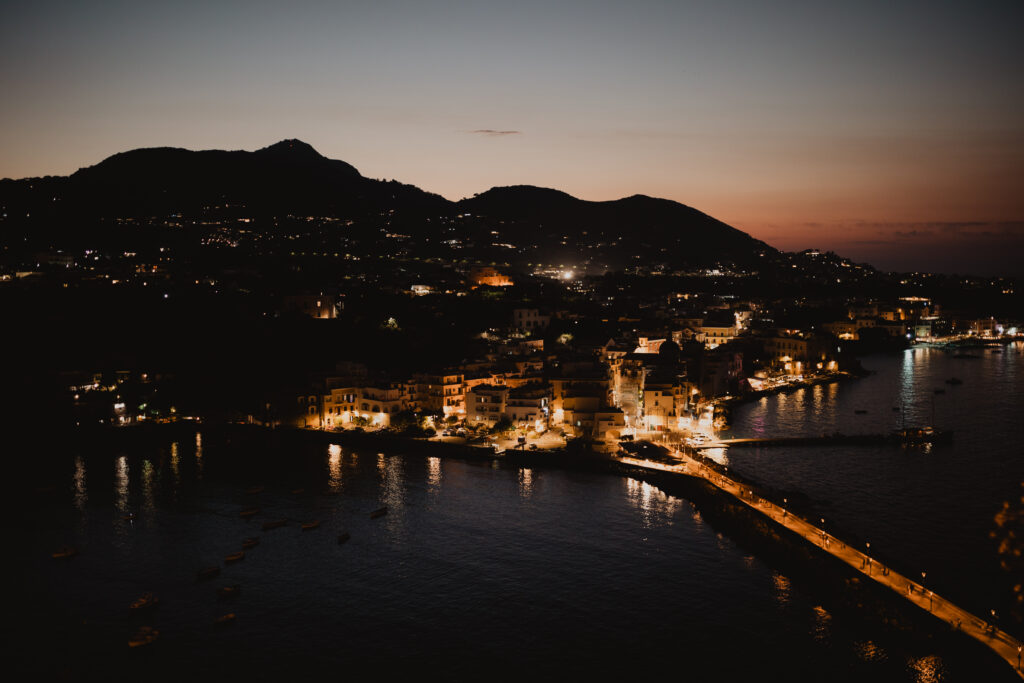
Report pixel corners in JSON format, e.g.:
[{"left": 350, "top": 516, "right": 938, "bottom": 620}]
[
  {"left": 625, "top": 476, "right": 682, "bottom": 526},
  {"left": 427, "top": 456, "right": 441, "bottom": 489},
  {"left": 812, "top": 604, "right": 832, "bottom": 643},
  {"left": 327, "top": 444, "right": 342, "bottom": 493},
  {"left": 773, "top": 571, "right": 792, "bottom": 606},
  {"left": 114, "top": 455, "right": 128, "bottom": 512},
  {"left": 194, "top": 432, "right": 203, "bottom": 477},
  {"left": 518, "top": 467, "right": 533, "bottom": 498},
  {"left": 141, "top": 459, "right": 155, "bottom": 518},
  {"left": 72, "top": 455, "right": 87, "bottom": 512},
  {"left": 907, "top": 654, "right": 945, "bottom": 683}
]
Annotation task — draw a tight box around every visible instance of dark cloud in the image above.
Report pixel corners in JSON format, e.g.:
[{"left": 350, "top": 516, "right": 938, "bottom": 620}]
[{"left": 467, "top": 129, "right": 521, "bottom": 136}]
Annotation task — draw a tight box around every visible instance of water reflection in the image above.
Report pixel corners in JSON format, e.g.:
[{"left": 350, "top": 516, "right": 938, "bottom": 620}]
[
  {"left": 518, "top": 468, "right": 533, "bottom": 498},
  {"left": 907, "top": 654, "right": 945, "bottom": 683},
  {"left": 381, "top": 454, "right": 404, "bottom": 512},
  {"left": 427, "top": 457, "right": 441, "bottom": 489},
  {"left": 811, "top": 605, "right": 832, "bottom": 643},
  {"left": 854, "top": 640, "right": 888, "bottom": 664},
  {"left": 772, "top": 572, "right": 792, "bottom": 606},
  {"left": 703, "top": 448, "right": 729, "bottom": 466},
  {"left": 625, "top": 477, "right": 681, "bottom": 526},
  {"left": 328, "top": 444, "right": 342, "bottom": 493},
  {"left": 141, "top": 459, "right": 156, "bottom": 516},
  {"left": 114, "top": 456, "right": 129, "bottom": 512},
  {"left": 170, "top": 441, "right": 180, "bottom": 486},
  {"left": 195, "top": 432, "right": 203, "bottom": 478},
  {"left": 73, "top": 455, "right": 87, "bottom": 512}
]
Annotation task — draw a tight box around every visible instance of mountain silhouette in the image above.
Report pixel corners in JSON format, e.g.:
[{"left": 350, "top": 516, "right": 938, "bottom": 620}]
[{"left": 0, "top": 140, "right": 774, "bottom": 267}]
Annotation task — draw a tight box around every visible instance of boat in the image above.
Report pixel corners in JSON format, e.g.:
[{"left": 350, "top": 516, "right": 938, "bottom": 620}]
[
  {"left": 337, "top": 532, "right": 351, "bottom": 544},
  {"left": 130, "top": 593, "right": 159, "bottom": 611},
  {"left": 239, "top": 507, "right": 259, "bottom": 518},
  {"left": 934, "top": 388, "right": 945, "bottom": 394},
  {"left": 892, "top": 407, "right": 901, "bottom": 412},
  {"left": 854, "top": 409, "right": 868, "bottom": 414},
  {"left": 301, "top": 520, "right": 320, "bottom": 531},
  {"left": 890, "top": 427, "right": 953, "bottom": 445},
  {"left": 128, "top": 626, "right": 159, "bottom": 648},
  {"left": 52, "top": 546, "right": 78, "bottom": 560},
  {"left": 261, "top": 519, "right": 287, "bottom": 531},
  {"left": 245, "top": 485, "right": 264, "bottom": 495},
  {"left": 945, "top": 377, "right": 964, "bottom": 385},
  {"left": 217, "top": 585, "right": 241, "bottom": 599},
  {"left": 197, "top": 566, "right": 221, "bottom": 581},
  {"left": 241, "top": 537, "right": 260, "bottom": 549},
  {"left": 224, "top": 551, "right": 245, "bottom": 564},
  {"left": 290, "top": 488, "right": 305, "bottom": 495},
  {"left": 952, "top": 353, "right": 980, "bottom": 359},
  {"left": 370, "top": 507, "right": 388, "bottom": 519},
  {"left": 214, "top": 613, "right": 236, "bottom": 626}
]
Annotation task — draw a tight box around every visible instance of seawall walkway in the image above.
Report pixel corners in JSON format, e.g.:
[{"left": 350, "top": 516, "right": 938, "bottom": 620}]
[{"left": 616, "top": 453, "right": 1024, "bottom": 680}]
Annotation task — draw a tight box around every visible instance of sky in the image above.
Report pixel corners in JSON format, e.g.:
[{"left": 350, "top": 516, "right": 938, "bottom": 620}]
[{"left": 1, "top": 0, "right": 1022, "bottom": 275}]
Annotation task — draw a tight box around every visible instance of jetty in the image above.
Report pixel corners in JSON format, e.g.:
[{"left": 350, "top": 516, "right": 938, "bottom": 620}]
[
  {"left": 704, "top": 428, "right": 952, "bottom": 448},
  {"left": 616, "top": 451, "right": 1024, "bottom": 679}
]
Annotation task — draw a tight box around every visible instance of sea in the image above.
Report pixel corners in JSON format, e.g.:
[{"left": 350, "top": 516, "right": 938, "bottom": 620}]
[{"left": 15, "top": 344, "right": 1024, "bottom": 682}]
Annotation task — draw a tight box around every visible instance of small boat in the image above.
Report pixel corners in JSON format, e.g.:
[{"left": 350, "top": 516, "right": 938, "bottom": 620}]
[
  {"left": 891, "top": 407, "right": 901, "bottom": 412},
  {"left": 891, "top": 427, "right": 954, "bottom": 445},
  {"left": 214, "top": 613, "right": 236, "bottom": 626},
  {"left": 261, "top": 519, "right": 287, "bottom": 531},
  {"left": 245, "top": 485, "right": 264, "bottom": 495},
  {"left": 934, "top": 388, "right": 945, "bottom": 394},
  {"left": 301, "top": 520, "right": 320, "bottom": 531},
  {"left": 854, "top": 409, "right": 868, "bottom": 415},
  {"left": 945, "top": 377, "right": 963, "bottom": 385},
  {"left": 128, "top": 626, "right": 159, "bottom": 648},
  {"left": 197, "top": 566, "right": 221, "bottom": 581},
  {"left": 290, "top": 488, "right": 305, "bottom": 495},
  {"left": 130, "top": 593, "right": 159, "bottom": 611},
  {"left": 52, "top": 546, "right": 78, "bottom": 560},
  {"left": 224, "top": 551, "right": 245, "bottom": 564},
  {"left": 370, "top": 507, "right": 388, "bottom": 519},
  {"left": 217, "top": 585, "right": 241, "bottom": 599},
  {"left": 241, "top": 537, "right": 260, "bottom": 550},
  {"left": 337, "top": 532, "right": 351, "bottom": 544},
  {"left": 952, "top": 353, "right": 980, "bottom": 359},
  {"left": 239, "top": 508, "right": 259, "bottom": 518}
]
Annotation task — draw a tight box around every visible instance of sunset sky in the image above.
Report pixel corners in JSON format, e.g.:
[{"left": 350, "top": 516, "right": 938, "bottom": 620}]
[{"left": 2, "top": 0, "right": 1022, "bottom": 274}]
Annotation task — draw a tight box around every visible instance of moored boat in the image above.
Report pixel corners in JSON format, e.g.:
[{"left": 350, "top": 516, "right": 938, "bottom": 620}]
[
  {"left": 217, "top": 585, "right": 241, "bottom": 599},
  {"left": 130, "top": 592, "right": 159, "bottom": 611},
  {"left": 337, "top": 532, "right": 351, "bottom": 544},
  {"left": 242, "top": 537, "right": 260, "bottom": 549},
  {"left": 128, "top": 626, "right": 159, "bottom": 648},
  {"left": 52, "top": 546, "right": 78, "bottom": 560},
  {"left": 224, "top": 551, "right": 245, "bottom": 564},
  {"left": 945, "top": 377, "right": 963, "bottom": 385},
  {"left": 239, "top": 507, "right": 259, "bottom": 518},
  {"left": 214, "top": 613, "right": 236, "bottom": 626},
  {"left": 261, "top": 519, "right": 287, "bottom": 531},
  {"left": 245, "top": 485, "right": 264, "bottom": 495},
  {"left": 370, "top": 506, "right": 388, "bottom": 519},
  {"left": 301, "top": 520, "right": 320, "bottom": 530}
]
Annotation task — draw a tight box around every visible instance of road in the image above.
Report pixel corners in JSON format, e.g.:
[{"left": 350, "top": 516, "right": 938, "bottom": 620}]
[{"left": 616, "top": 451, "right": 1024, "bottom": 680}]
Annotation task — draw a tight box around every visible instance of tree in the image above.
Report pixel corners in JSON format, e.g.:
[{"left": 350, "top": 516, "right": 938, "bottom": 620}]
[{"left": 491, "top": 416, "right": 513, "bottom": 435}]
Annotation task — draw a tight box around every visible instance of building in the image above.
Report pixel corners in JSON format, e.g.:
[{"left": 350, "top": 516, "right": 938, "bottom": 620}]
[
  {"left": 466, "top": 384, "right": 508, "bottom": 426},
  {"left": 512, "top": 308, "right": 551, "bottom": 332}
]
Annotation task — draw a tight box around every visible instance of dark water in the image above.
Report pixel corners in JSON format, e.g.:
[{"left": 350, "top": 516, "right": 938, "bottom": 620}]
[
  {"left": 720, "top": 344, "right": 1024, "bottom": 641},
  {"left": 17, "top": 357, "right": 1023, "bottom": 682}
]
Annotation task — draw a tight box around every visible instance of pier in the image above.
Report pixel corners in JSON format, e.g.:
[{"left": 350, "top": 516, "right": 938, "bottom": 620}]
[
  {"left": 700, "top": 429, "right": 953, "bottom": 448},
  {"left": 616, "top": 451, "right": 1024, "bottom": 679}
]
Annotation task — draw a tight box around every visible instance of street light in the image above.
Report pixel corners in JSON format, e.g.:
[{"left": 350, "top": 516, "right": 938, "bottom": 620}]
[{"left": 928, "top": 590, "right": 933, "bottom": 611}]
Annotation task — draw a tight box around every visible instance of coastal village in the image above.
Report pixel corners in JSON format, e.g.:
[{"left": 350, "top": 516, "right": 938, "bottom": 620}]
[{"left": 60, "top": 266, "right": 1020, "bottom": 453}]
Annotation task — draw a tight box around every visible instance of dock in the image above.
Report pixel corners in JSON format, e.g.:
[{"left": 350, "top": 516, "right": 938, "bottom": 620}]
[{"left": 616, "top": 451, "right": 1024, "bottom": 679}]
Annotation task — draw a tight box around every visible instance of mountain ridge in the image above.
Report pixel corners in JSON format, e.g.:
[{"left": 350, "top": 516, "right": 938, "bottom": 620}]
[{"left": 0, "top": 139, "right": 776, "bottom": 268}]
